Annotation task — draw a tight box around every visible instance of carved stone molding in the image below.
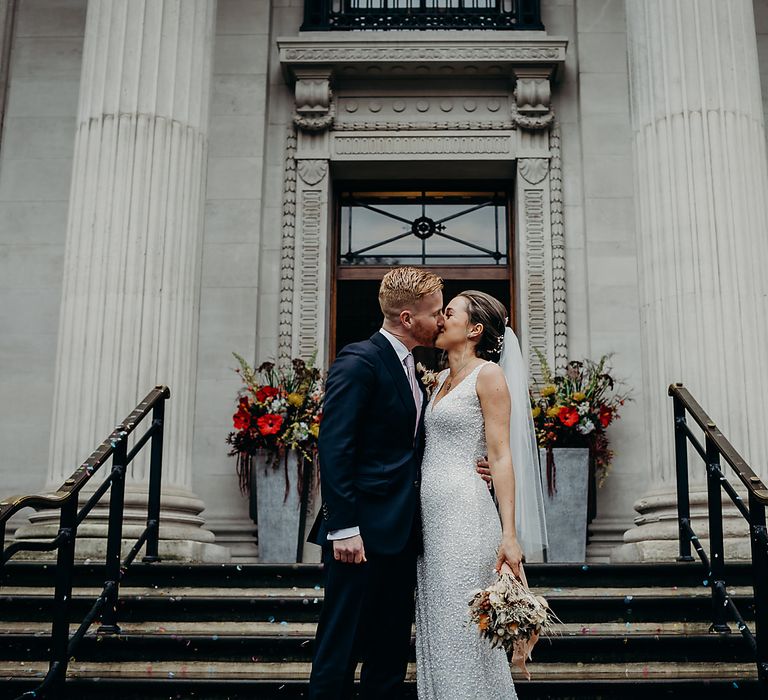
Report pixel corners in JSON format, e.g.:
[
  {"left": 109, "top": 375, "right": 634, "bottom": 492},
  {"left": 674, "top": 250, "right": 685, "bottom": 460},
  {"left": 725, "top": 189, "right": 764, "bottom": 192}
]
[
  {"left": 512, "top": 107, "right": 555, "bottom": 131},
  {"left": 333, "top": 134, "right": 513, "bottom": 157},
  {"left": 278, "top": 128, "right": 298, "bottom": 366},
  {"left": 297, "top": 159, "right": 328, "bottom": 186},
  {"left": 293, "top": 68, "right": 334, "bottom": 133},
  {"left": 512, "top": 66, "right": 556, "bottom": 131},
  {"left": 298, "top": 190, "right": 323, "bottom": 358},
  {"left": 549, "top": 125, "right": 567, "bottom": 371},
  {"left": 523, "top": 187, "right": 549, "bottom": 382},
  {"left": 280, "top": 42, "right": 567, "bottom": 68},
  {"left": 519, "top": 157, "right": 549, "bottom": 185},
  {"left": 334, "top": 120, "right": 516, "bottom": 131}
]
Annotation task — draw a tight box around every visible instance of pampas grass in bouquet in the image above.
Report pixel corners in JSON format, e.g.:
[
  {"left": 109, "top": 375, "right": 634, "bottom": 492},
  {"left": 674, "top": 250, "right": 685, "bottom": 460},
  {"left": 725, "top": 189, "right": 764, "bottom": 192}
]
[{"left": 468, "top": 569, "right": 560, "bottom": 679}]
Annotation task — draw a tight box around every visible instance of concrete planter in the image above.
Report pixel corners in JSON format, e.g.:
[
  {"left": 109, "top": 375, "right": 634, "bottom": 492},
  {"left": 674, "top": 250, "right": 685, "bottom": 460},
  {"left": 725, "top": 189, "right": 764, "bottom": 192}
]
[
  {"left": 539, "top": 447, "right": 590, "bottom": 562},
  {"left": 253, "top": 451, "right": 320, "bottom": 563}
]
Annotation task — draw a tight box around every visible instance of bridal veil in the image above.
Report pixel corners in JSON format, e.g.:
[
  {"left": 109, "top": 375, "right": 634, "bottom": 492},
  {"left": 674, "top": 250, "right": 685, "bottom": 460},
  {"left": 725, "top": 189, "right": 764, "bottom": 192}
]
[{"left": 498, "top": 327, "right": 549, "bottom": 561}]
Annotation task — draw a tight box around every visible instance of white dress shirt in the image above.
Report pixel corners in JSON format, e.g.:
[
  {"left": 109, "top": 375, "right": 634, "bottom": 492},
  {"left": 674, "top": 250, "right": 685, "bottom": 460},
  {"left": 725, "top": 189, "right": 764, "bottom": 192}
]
[{"left": 327, "top": 328, "right": 414, "bottom": 542}]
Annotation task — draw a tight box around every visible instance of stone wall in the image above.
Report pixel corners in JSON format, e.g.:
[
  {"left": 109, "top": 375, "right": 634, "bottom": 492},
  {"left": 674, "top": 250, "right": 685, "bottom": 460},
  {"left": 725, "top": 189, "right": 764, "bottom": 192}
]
[{"left": 0, "top": 0, "right": 85, "bottom": 532}]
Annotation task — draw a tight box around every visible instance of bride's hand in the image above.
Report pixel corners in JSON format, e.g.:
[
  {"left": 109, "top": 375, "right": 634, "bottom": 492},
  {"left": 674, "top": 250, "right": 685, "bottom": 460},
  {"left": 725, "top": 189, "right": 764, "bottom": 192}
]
[{"left": 496, "top": 534, "right": 524, "bottom": 579}]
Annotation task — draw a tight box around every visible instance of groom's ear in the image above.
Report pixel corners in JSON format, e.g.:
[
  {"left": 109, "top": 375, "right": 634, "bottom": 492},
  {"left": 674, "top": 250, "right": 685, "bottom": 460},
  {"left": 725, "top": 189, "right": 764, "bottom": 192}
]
[{"left": 400, "top": 308, "right": 414, "bottom": 328}]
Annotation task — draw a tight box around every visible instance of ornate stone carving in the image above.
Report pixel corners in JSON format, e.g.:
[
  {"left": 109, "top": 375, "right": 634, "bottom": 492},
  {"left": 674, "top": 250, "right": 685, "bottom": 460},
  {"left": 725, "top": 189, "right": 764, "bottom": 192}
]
[
  {"left": 294, "top": 111, "right": 335, "bottom": 132},
  {"left": 512, "top": 108, "right": 556, "bottom": 131},
  {"left": 549, "top": 125, "right": 567, "bottom": 372},
  {"left": 293, "top": 70, "right": 334, "bottom": 133},
  {"left": 278, "top": 128, "right": 298, "bottom": 366},
  {"left": 512, "top": 67, "right": 555, "bottom": 131},
  {"left": 523, "top": 188, "right": 548, "bottom": 382},
  {"left": 334, "top": 135, "right": 512, "bottom": 156},
  {"left": 334, "top": 120, "right": 516, "bottom": 131},
  {"left": 298, "top": 190, "right": 323, "bottom": 358},
  {"left": 519, "top": 158, "right": 549, "bottom": 185},
  {"left": 282, "top": 45, "right": 564, "bottom": 64},
  {"left": 297, "top": 159, "right": 328, "bottom": 186}
]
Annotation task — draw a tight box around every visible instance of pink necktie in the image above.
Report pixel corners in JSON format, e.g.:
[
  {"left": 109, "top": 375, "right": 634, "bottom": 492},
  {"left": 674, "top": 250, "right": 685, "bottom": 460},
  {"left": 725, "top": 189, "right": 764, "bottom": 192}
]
[{"left": 404, "top": 353, "right": 422, "bottom": 432}]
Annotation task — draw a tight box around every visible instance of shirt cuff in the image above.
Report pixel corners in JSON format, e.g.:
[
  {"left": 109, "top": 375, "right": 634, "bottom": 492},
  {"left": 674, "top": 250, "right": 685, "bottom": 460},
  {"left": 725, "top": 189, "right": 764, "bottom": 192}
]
[{"left": 327, "top": 526, "right": 361, "bottom": 541}]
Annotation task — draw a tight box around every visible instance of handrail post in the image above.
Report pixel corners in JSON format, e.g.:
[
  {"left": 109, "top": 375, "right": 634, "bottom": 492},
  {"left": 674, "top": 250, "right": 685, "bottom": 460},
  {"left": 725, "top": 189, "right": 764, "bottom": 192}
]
[
  {"left": 98, "top": 436, "right": 128, "bottom": 634},
  {"left": 749, "top": 492, "right": 768, "bottom": 684},
  {"left": 672, "top": 391, "right": 694, "bottom": 561},
  {"left": 49, "top": 496, "right": 78, "bottom": 695},
  {"left": 705, "top": 435, "right": 730, "bottom": 633},
  {"left": 142, "top": 399, "right": 165, "bottom": 563}
]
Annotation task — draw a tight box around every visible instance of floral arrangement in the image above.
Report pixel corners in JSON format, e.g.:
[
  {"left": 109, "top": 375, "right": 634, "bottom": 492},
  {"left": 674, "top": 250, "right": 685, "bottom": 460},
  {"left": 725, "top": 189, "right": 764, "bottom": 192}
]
[
  {"left": 530, "top": 351, "right": 631, "bottom": 490},
  {"left": 468, "top": 572, "right": 559, "bottom": 680},
  {"left": 226, "top": 353, "right": 324, "bottom": 496}
]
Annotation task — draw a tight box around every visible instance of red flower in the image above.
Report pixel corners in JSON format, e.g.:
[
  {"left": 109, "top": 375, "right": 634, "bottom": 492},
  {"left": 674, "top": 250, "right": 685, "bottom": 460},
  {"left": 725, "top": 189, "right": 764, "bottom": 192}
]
[
  {"left": 233, "top": 398, "right": 252, "bottom": 431},
  {"left": 558, "top": 406, "right": 579, "bottom": 427},
  {"left": 257, "top": 413, "right": 283, "bottom": 436},
  {"left": 598, "top": 405, "right": 613, "bottom": 428},
  {"left": 256, "top": 386, "right": 279, "bottom": 403}
]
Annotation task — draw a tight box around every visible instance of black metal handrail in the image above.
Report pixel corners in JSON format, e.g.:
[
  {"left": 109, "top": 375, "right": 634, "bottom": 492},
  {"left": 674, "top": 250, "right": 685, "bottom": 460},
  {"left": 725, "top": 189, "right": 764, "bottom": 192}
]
[
  {"left": 669, "top": 382, "right": 768, "bottom": 687},
  {"left": 0, "top": 385, "right": 170, "bottom": 699},
  {"left": 301, "top": 0, "right": 544, "bottom": 31}
]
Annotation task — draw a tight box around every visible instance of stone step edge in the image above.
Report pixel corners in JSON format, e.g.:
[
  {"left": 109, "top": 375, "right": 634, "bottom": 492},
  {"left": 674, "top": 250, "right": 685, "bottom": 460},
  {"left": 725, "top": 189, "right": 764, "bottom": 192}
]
[
  {"left": 0, "top": 585, "right": 752, "bottom": 599},
  {"left": 0, "top": 660, "right": 758, "bottom": 682},
  {"left": 1, "top": 620, "right": 754, "bottom": 637}
]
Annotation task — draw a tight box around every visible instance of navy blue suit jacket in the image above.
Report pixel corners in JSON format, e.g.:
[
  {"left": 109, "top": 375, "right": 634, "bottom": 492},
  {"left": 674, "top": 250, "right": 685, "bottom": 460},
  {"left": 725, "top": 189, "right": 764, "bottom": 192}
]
[{"left": 309, "top": 332, "right": 426, "bottom": 556}]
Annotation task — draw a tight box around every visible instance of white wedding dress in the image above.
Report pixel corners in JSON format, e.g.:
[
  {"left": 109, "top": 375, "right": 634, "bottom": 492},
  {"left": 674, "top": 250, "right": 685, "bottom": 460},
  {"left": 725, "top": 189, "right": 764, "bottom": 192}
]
[{"left": 415, "top": 363, "right": 518, "bottom": 699}]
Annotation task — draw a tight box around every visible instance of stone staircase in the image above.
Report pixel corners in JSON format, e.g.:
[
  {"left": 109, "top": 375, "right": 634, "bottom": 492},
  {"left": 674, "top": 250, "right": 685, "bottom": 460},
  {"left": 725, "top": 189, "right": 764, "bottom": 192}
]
[{"left": 0, "top": 561, "right": 761, "bottom": 698}]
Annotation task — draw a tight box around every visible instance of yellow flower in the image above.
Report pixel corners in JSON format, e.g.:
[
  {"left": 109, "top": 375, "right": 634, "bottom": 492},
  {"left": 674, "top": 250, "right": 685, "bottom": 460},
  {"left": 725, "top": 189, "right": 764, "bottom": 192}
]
[
  {"left": 546, "top": 405, "right": 561, "bottom": 418},
  {"left": 287, "top": 392, "right": 304, "bottom": 408},
  {"left": 309, "top": 424, "right": 320, "bottom": 438},
  {"left": 572, "top": 392, "right": 586, "bottom": 402},
  {"left": 540, "top": 384, "right": 557, "bottom": 397},
  {"left": 531, "top": 406, "right": 541, "bottom": 419}
]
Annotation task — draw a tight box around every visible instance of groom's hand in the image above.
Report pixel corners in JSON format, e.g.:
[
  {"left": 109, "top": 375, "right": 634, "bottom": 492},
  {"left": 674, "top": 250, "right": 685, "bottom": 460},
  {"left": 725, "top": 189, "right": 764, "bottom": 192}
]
[
  {"left": 333, "top": 534, "right": 367, "bottom": 564},
  {"left": 476, "top": 457, "right": 492, "bottom": 488}
]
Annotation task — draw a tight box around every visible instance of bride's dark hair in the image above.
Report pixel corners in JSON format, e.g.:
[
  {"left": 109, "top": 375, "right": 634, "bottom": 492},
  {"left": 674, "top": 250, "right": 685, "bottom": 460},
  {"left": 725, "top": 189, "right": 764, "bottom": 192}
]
[{"left": 459, "top": 290, "right": 507, "bottom": 362}]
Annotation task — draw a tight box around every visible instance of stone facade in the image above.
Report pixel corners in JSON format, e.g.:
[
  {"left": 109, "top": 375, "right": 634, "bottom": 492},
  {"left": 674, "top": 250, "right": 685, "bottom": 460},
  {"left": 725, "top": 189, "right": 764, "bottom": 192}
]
[{"left": 1, "top": 0, "right": 767, "bottom": 562}]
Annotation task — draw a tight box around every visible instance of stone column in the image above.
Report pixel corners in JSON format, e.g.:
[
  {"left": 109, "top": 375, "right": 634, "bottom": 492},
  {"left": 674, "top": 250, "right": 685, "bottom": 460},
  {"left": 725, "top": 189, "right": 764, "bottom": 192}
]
[
  {"left": 14, "top": 0, "right": 228, "bottom": 562},
  {"left": 615, "top": 0, "right": 768, "bottom": 561}
]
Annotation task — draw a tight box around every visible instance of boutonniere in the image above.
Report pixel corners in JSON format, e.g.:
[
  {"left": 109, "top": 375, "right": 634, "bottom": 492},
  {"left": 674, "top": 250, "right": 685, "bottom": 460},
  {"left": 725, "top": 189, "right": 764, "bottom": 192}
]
[{"left": 416, "top": 362, "right": 440, "bottom": 398}]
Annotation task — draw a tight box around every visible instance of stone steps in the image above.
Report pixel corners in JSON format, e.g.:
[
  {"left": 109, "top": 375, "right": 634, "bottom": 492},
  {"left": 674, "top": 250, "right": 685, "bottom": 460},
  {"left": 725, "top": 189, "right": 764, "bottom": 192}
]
[{"left": 0, "top": 561, "right": 762, "bottom": 698}]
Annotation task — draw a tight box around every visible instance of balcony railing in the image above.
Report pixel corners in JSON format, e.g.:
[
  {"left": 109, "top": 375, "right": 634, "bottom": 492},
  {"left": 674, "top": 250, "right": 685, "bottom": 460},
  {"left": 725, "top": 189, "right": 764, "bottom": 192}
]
[{"left": 301, "top": 0, "right": 544, "bottom": 31}]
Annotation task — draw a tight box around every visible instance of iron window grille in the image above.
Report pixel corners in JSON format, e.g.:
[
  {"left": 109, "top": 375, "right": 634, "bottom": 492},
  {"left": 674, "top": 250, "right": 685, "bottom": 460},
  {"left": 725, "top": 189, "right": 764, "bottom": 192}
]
[
  {"left": 301, "top": 0, "right": 544, "bottom": 31},
  {"left": 338, "top": 189, "right": 510, "bottom": 267}
]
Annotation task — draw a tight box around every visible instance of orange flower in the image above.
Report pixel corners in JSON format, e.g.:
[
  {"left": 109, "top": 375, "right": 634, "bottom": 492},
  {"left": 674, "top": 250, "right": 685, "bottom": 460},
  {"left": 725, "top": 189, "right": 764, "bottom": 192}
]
[{"left": 478, "top": 614, "right": 490, "bottom": 631}]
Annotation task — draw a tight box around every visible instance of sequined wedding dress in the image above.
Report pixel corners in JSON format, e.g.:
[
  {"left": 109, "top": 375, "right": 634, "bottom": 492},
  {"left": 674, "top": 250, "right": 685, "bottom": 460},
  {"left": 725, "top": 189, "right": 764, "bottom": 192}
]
[{"left": 415, "top": 363, "right": 517, "bottom": 700}]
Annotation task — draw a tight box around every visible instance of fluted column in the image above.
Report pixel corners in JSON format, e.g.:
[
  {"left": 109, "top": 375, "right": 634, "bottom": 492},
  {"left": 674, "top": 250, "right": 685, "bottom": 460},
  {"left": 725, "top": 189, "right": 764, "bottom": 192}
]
[
  {"left": 15, "top": 0, "right": 228, "bottom": 561},
  {"left": 615, "top": 0, "right": 768, "bottom": 561}
]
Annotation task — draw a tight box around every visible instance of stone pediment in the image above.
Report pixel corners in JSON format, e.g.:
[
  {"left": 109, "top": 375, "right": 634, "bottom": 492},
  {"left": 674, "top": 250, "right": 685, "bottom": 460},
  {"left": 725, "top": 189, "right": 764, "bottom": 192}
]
[{"left": 278, "top": 34, "right": 568, "bottom": 81}]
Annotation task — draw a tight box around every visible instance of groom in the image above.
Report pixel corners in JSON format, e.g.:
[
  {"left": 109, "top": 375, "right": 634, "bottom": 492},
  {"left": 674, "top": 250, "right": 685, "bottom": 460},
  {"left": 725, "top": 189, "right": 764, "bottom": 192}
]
[{"left": 308, "top": 267, "right": 444, "bottom": 699}]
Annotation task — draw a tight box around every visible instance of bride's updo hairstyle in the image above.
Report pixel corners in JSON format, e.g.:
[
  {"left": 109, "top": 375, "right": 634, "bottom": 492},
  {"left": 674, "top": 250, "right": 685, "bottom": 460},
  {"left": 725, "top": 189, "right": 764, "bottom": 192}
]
[{"left": 459, "top": 290, "right": 507, "bottom": 362}]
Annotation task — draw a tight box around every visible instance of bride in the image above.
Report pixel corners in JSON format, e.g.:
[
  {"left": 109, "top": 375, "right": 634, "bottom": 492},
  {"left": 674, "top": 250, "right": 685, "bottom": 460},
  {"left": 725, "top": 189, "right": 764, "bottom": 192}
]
[{"left": 415, "top": 290, "right": 548, "bottom": 699}]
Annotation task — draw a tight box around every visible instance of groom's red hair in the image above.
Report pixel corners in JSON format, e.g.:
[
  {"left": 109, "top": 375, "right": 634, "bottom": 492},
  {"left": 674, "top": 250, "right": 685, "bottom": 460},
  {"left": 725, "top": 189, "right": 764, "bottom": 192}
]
[{"left": 378, "top": 267, "right": 443, "bottom": 321}]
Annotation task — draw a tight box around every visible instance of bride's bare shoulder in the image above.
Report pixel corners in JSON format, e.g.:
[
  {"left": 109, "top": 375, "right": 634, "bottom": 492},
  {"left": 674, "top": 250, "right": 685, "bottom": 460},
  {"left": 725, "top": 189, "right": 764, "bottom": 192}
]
[{"left": 476, "top": 362, "right": 509, "bottom": 394}]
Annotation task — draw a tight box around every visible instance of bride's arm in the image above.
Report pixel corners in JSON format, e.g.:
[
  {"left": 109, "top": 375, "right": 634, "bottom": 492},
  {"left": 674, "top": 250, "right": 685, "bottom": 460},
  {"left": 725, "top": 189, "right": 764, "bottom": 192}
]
[{"left": 476, "top": 363, "right": 525, "bottom": 578}]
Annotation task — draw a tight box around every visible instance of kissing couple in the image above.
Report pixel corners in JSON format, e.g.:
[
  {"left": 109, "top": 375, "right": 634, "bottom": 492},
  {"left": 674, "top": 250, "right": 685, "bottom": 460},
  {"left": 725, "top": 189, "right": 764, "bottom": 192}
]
[{"left": 307, "top": 266, "right": 548, "bottom": 699}]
